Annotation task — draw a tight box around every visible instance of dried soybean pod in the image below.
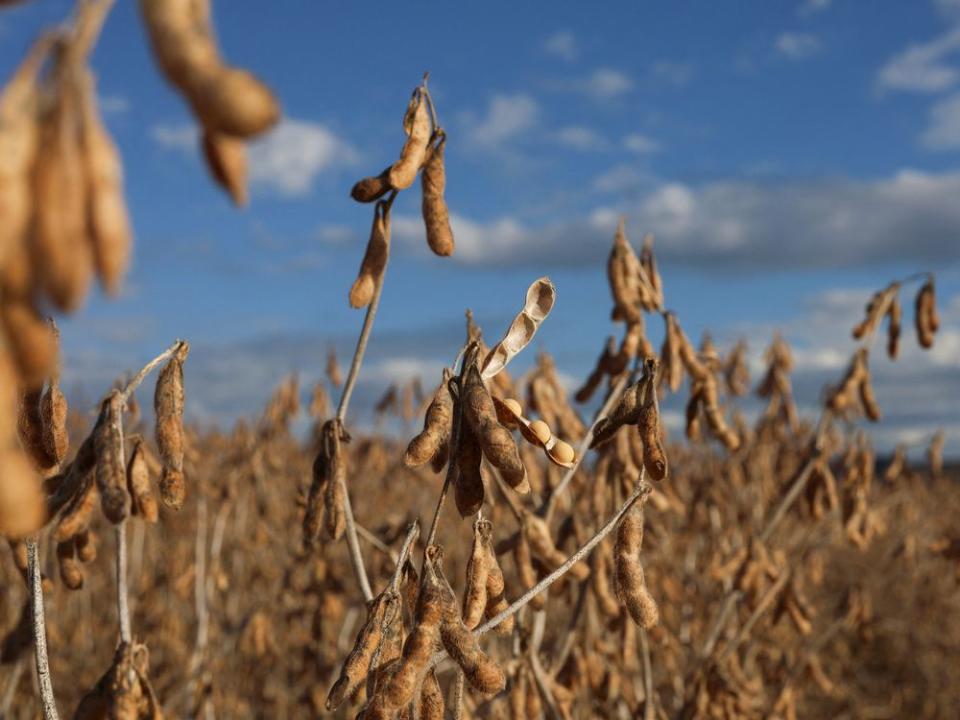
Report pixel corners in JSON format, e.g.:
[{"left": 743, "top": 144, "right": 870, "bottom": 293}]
[
  {"left": 524, "top": 666, "right": 542, "bottom": 720},
  {"left": 0, "top": 35, "right": 50, "bottom": 276},
  {"left": 377, "top": 583, "right": 443, "bottom": 713},
  {"left": 404, "top": 368, "right": 453, "bottom": 467},
  {"left": 18, "top": 389, "right": 54, "bottom": 469},
  {"left": 388, "top": 89, "right": 431, "bottom": 190},
  {"left": 1, "top": 301, "right": 56, "bottom": 390},
  {"left": 324, "top": 457, "right": 346, "bottom": 541},
  {"left": 463, "top": 362, "right": 527, "bottom": 492},
  {"left": 55, "top": 479, "right": 97, "bottom": 542},
  {"left": 463, "top": 518, "right": 491, "bottom": 629},
  {"left": 75, "top": 528, "right": 97, "bottom": 563},
  {"left": 349, "top": 200, "right": 391, "bottom": 309},
  {"left": 523, "top": 511, "right": 589, "bottom": 581},
  {"left": 139, "top": 0, "right": 280, "bottom": 138},
  {"left": 514, "top": 534, "right": 545, "bottom": 611},
  {"left": 482, "top": 526, "right": 514, "bottom": 635},
  {"left": 421, "top": 131, "right": 454, "bottom": 256},
  {"left": 419, "top": 670, "right": 444, "bottom": 720},
  {"left": 591, "top": 380, "right": 643, "bottom": 448},
  {"left": 607, "top": 217, "right": 642, "bottom": 323},
  {"left": 201, "top": 129, "right": 247, "bottom": 206},
  {"left": 326, "top": 591, "right": 396, "bottom": 711},
  {"left": 40, "top": 382, "right": 68, "bottom": 466},
  {"left": 636, "top": 362, "right": 667, "bottom": 481},
  {"left": 351, "top": 167, "right": 392, "bottom": 203},
  {"left": 614, "top": 501, "right": 658, "bottom": 629},
  {"left": 78, "top": 69, "right": 131, "bottom": 295},
  {"left": 32, "top": 57, "right": 94, "bottom": 313},
  {"left": 155, "top": 341, "right": 189, "bottom": 509},
  {"left": 57, "top": 537, "right": 83, "bottom": 590},
  {"left": 126, "top": 439, "right": 158, "bottom": 523},
  {"left": 886, "top": 294, "right": 901, "bottom": 360},
  {"left": 428, "top": 546, "right": 506, "bottom": 695},
  {"left": 95, "top": 392, "right": 128, "bottom": 523},
  {"left": 592, "top": 542, "right": 622, "bottom": 619},
  {"left": 303, "top": 420, "right": 333, "bottom": 545},
  {"left": 858, "top": 372, "right": 881, "bottom": 422},
  {"left": 915, "top": 279, "right": 938, "bottom": 348},
  {"left": 0, "top": 447, "right": 44, "bottom": 539},
  {"left": 455, "top": 421, "right": 485, "bottom": 517}
]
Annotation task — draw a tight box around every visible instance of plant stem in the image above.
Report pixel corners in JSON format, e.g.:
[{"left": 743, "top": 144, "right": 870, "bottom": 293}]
[
  {"left": 27, "top": 539, "right": 59, "bottom": 720},
  {"left": 334, "top": 192, "right": 398, "bottom": 603}
]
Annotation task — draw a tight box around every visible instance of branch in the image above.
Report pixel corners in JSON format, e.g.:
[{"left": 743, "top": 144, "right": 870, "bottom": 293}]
[
  {"left": 27, "top": 539, "right": 59, "bottom": 720},
  {"left": 476, "top": 480, "right": 651, "bottom": 636}
]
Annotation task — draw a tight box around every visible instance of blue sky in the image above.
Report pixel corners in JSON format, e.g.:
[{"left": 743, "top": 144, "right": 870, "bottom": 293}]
[{"left": 2, "top": 0, "right": 959, "bottom": 454}]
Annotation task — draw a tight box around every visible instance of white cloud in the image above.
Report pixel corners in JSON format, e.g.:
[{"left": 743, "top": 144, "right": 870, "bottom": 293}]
[
  {"left": 555, "top": 126, "right": 607, "bottom": 151},
  {"left": 623, "top": 133, "right": 659, "bottom": 153},
  {"left": 921, "top": 91, "right": 960, "bottom": 148},
  {"left": 775, "top": 32, "right": 822, "bottom": 60},
  {"left": 798, "top": 0, "right": 832, "bottom": 16},
  {"left": 587, "top": 68, "right": 633, "bottom": 98},
  {"left": 591, "top": 165, "right": 655, "bottom": 194},
  {"left": 389, "top": 169, "right": 960, "bottom": 269},
  {"left": 877, "top": 27, "right": 960, "bottom": 93},
  {"left": 465, "top": 94, "right": 539, "bottom": 148},
  {"left": 649, "top": 61, "right": 694, "bottom": 86},
  {"left": 543, "top": 30, "right": 578, "bottom": 62},
  {"left": 248, "top": 119, "right": 358, "bottom": 196},
  {"left": 151, "top": 123, "right": 196, "bottom": 151}
]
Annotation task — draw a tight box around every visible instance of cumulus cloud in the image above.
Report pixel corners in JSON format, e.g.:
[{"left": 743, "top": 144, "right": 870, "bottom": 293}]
[
  {"left": 151, "top": 119, "right": 357, "bottom": 196},
  {"left": 921, "top": 91, "right": 960, "bottom": 148},
  {"left": 391, "top": 169, "right": 960, "bottom": 269},
  {"left": 586, "top": 68, "right": 633, "bottom": 98},
  {"left": 464, "top": 94, "right": 539, "bottom": 148},
  {"left": 622, "top": 133, "right": 659, "bottom": 153},
  {"left": 775, "top": 32, "right": 822, "bottom": 60},
  {"left": 798, "top": 0, "right": 832, "bottom": 16},
  {"left": 554, "top": 126, "right": 607, "bottom": 151},
  {"left": 543, "top": 30, "right": 578, "bottom": 62},
  {"left": 877, "top": 27, "right": 960, "bottom": 93},
  {"left": 248, "top": 119, "right": 358, "bottom": 196}
]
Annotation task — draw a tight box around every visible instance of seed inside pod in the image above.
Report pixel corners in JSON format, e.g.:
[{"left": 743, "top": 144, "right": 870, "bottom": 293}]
[{"left": 529, "top": 419, "right": 551, "bottom": 445}]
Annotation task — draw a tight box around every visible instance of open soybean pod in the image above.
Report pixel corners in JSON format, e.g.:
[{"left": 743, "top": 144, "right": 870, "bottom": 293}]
[
  {"left": 139, "top": 0, "right": 280, "bottom": 138},
  {"left": 493, "top": 396, "right": 577, "bottom": 469},
  {"left": 349, "top": 199, "right": 392, "bottom": 309},
  {"left": 387, "top": 87, "right": 431, "bottom": 190},
  {"left": 482, "top": 277, "right": 556, "bottom": 380}
]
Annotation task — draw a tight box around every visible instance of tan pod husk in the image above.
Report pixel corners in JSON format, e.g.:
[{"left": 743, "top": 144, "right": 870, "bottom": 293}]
[
  {"left": 79, "top": 68, "right": 132, "bottom": 295},
  {"left": 614, "top": 501, "right": 658, "bottom": 629},
  {"left": 41, "top": 381, "right": 69, "bottom": 465},
  {"left": 523, "top": 511, "right": 589, "bottom": 581},
  {"left": 326, "top": 590, "right": 396, "bottom": 710},
  {"left": 463, "top": 518, "right": 491, "bottom": 629},
  {"left": 1, "top": 300, "right": 56, "bottom": 389},
  {"left": 387, "top": 89, "right": 430, "bottom": 190},
  {"left": 140, "top": 0, "right": 280, "bottom": 138},
  {"left": 127, "top": 439, "right": 158, "bottom": 523},
  {"left": 0, "top": 447, "right": 44, "bottom": 539},
  {"left": 351, "top": 167, "right": 392, "bottom": 203},
  {"left": 95, "top": 392, "right": 129, "bottom": 523},
  {"left": 154, "top": 341, "right": 189, "bottom": 508},
  {"left": 463, "top": 362, "right": 527, "bottom": 492},
  {"left": 349, "top": 200, "right": 391, "bottom": 309},
  {"left": 481, "top": 277, "right": 556, "bottom": 380},
  {"left": 421, "top": 131, "right": 454, "bottom": 256},
  {"left": 455, "top": 421, "right": 485, "bottom": 517},
  {"left": 404, "top": 368, "right": 453, "bottom": 468},
  {"left": 201, "top": 129, "right": 248, "bottom": 206}
]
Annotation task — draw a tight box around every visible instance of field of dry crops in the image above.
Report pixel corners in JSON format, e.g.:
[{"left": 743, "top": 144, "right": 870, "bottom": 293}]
[{"left": 1, "top": 1, "right": 958, "bottom": 719}]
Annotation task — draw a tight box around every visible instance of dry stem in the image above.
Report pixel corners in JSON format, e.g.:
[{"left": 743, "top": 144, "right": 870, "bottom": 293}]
[{"left": 27, "top": 539, "right": 59, "bottom": 720}]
